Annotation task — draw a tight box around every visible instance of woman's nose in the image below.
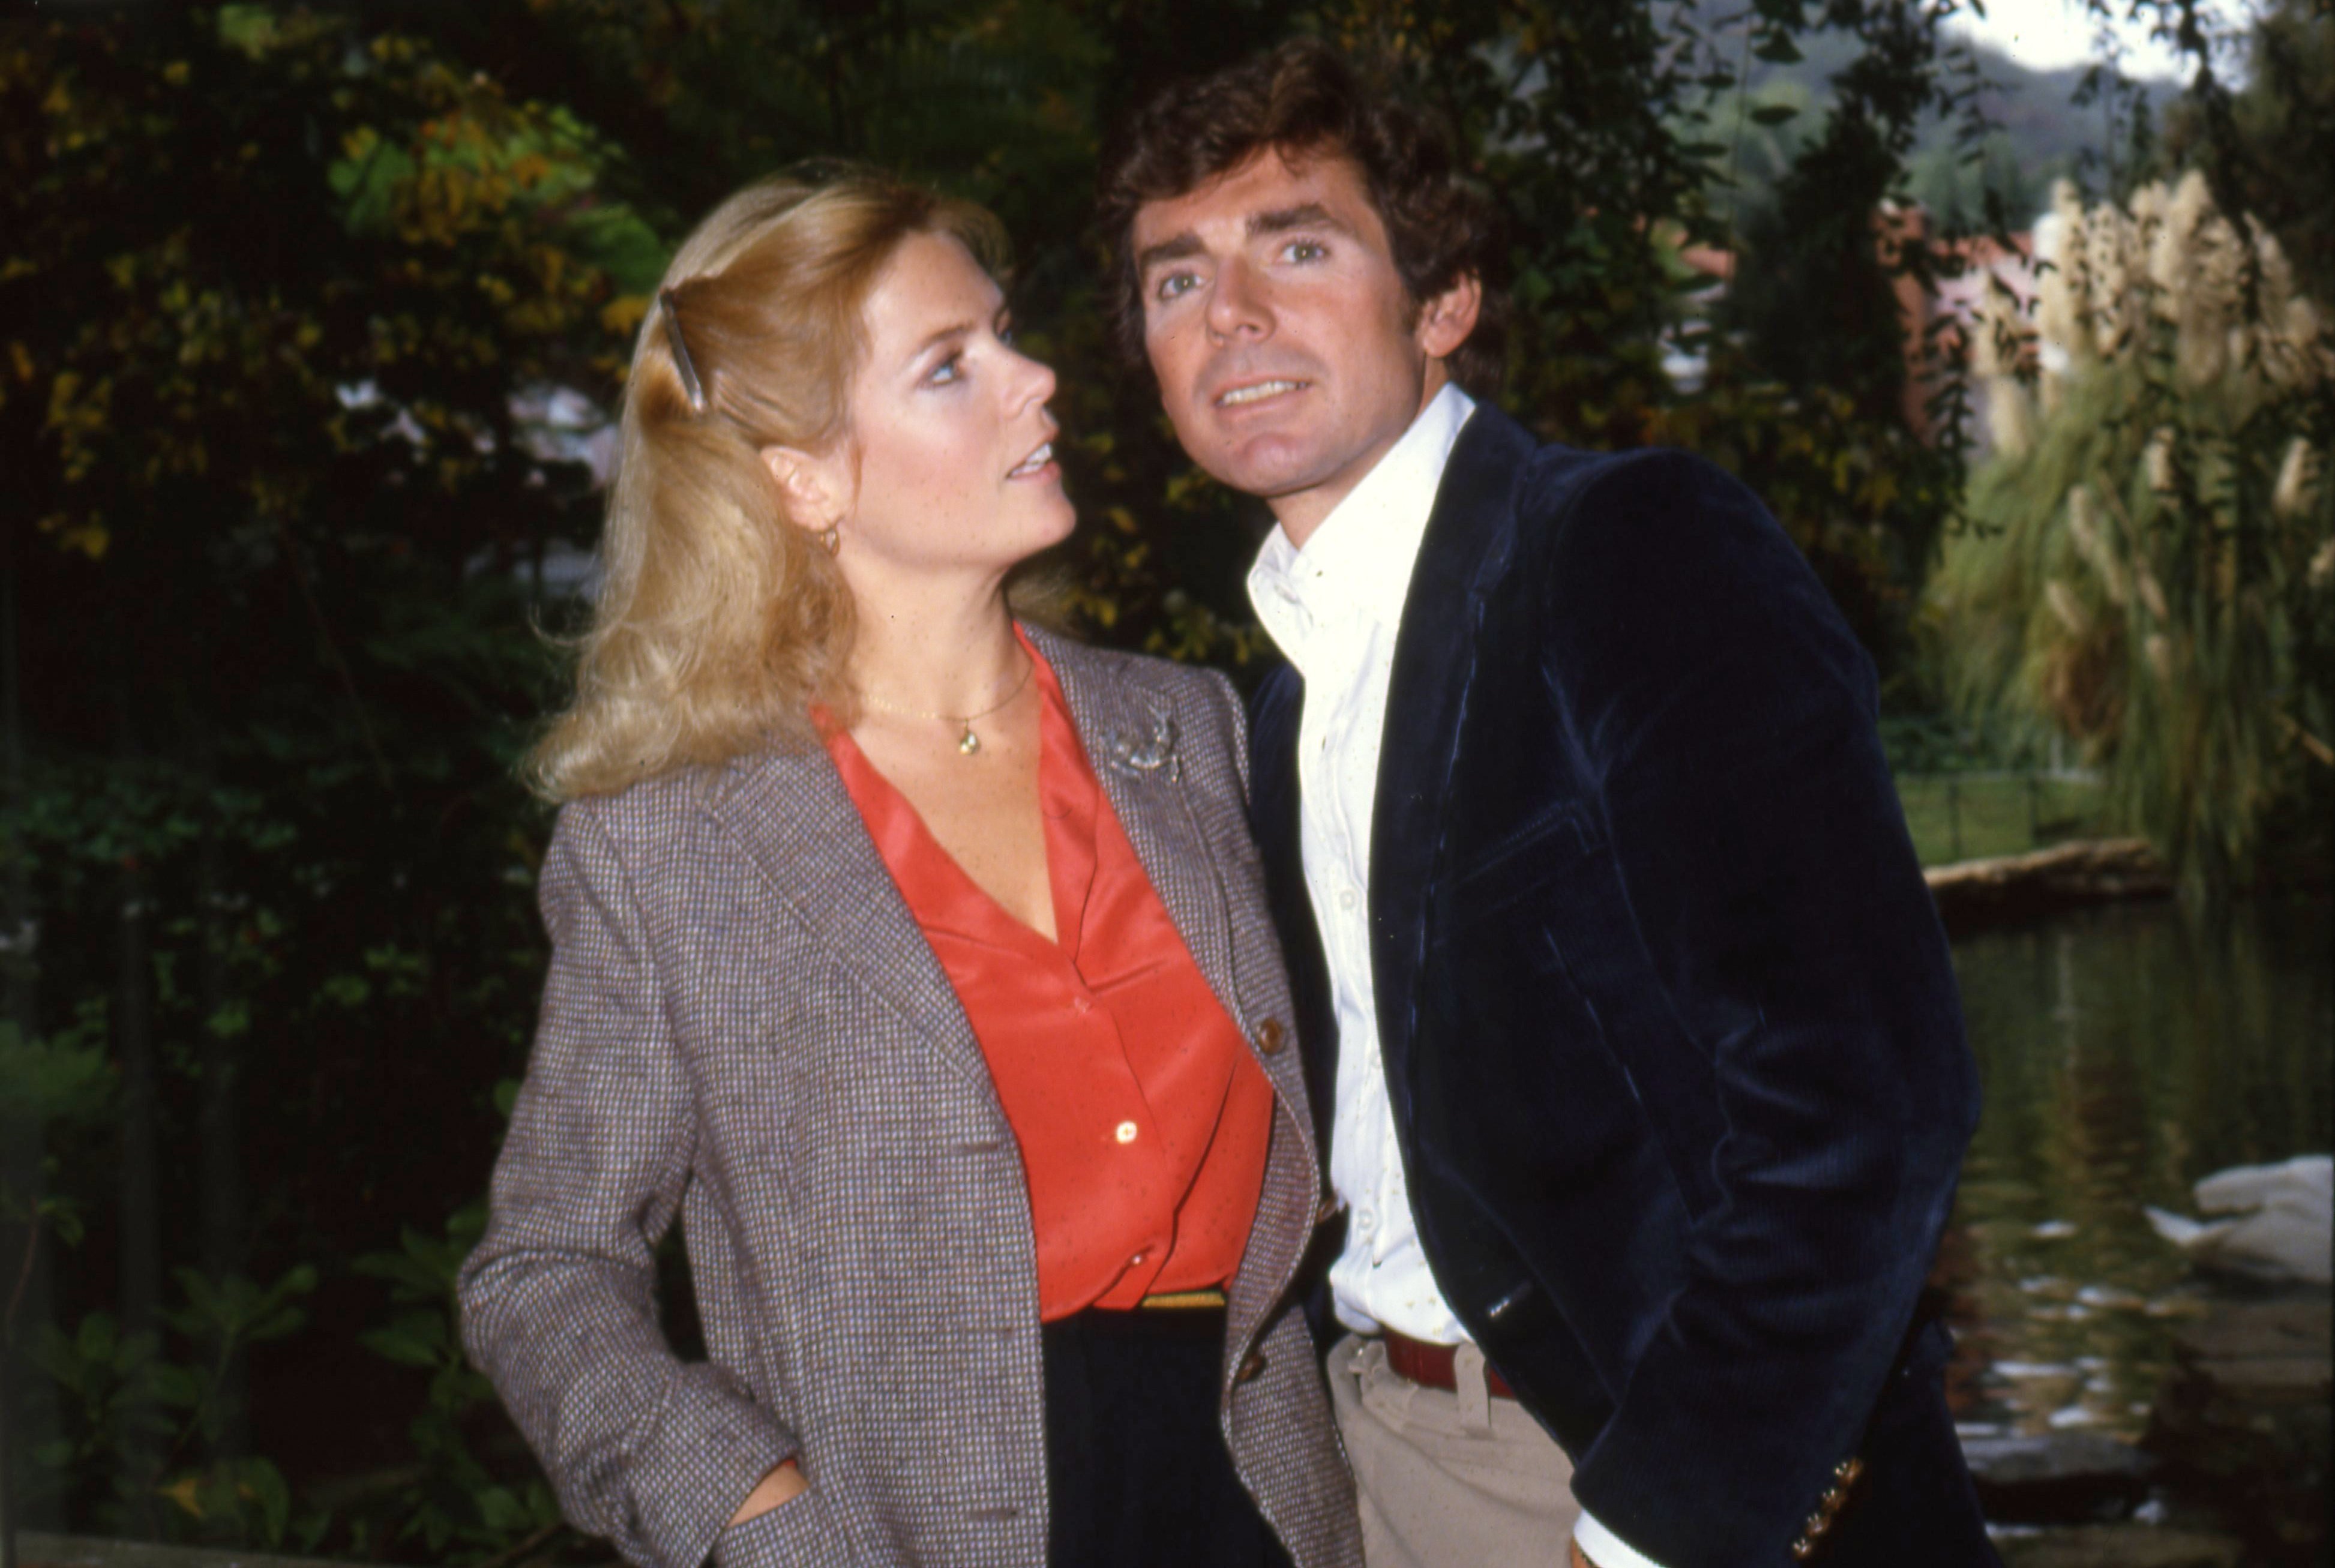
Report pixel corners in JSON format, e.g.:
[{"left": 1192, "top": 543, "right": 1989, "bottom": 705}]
[{"left": 1009, "top": 346, "right": 1057, "bottom": 411}]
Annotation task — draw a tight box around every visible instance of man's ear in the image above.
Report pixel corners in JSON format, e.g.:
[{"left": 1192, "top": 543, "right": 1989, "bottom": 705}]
[
  {"left": 1415, "top": 272, "right": 1483, "bottom": 364},
  {"left": 759, "top": 443, "right": 851, "bottom": 539}
]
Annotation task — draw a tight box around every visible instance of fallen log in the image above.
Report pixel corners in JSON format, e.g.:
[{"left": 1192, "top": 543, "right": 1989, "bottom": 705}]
[{"left": 1925, "top": 838, "right": 2172, "bottom": 935}]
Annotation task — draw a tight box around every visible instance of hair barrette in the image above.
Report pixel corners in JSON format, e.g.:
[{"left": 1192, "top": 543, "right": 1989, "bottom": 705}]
[{"left": 659, "top": 286, "right": 708, "bottom": 413}]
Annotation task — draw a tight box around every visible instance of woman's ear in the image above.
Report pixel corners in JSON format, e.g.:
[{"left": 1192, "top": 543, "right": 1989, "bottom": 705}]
[{"left": 760, "top": 444, "right": 851, "bottom": 540}]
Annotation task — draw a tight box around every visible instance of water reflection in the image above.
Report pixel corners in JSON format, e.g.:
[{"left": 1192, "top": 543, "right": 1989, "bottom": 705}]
[{"left": 1941, "top": 896, "right": 2334, "bottom": 1439}]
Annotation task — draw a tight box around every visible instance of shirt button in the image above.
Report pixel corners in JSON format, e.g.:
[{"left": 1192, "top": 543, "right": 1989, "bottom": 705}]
[
  {"left": 1115, "top": 1121, "right": 1139, "bottom": 1144},
  {"left": 1357, "top": 1209, "right": 1377, "bottom": 1233},
  {"left": 1338, "top": 887, "right": 1359, "bottom": 910}
]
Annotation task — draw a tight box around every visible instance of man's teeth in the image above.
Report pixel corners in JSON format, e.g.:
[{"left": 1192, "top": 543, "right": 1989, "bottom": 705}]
[
  {"left": 1008, "top": 442, "right": 1052, "bottom": 477},
  {"left": 1218, "top": 380, "right": 1303, "bottom": 406}
]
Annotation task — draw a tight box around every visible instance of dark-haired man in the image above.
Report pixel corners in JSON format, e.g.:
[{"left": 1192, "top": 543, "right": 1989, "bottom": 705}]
[{"left": 1100, "top": 40, "right": 1998, "bottom": 1568}]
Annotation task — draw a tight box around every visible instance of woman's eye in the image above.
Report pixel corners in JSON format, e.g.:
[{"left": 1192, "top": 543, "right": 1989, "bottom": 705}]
[{"left": 928, "top": 353, "right": 964, "bottom": 385}]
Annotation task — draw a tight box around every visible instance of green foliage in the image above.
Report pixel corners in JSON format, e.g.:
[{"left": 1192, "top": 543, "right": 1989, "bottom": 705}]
[
  {"left": 2159, "top": 0, "right": 2334, "bottom": 305},
  {"left": 0, "top": 1020, "right": 112, "bottom": 1133},
  {"left": 31, "top": 1267, "right": 323, "bottom": 1549},
  {"left": 1932, "top": 175, "right": 2335, "bottom": 892},
  {"left": 348, "top": 1203, "right": 573, "bottom": 1564}
]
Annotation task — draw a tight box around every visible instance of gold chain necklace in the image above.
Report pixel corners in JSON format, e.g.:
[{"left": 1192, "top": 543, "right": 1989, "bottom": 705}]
[{"left": 859, "top": 655, "right": 1035, "bottom": 756}]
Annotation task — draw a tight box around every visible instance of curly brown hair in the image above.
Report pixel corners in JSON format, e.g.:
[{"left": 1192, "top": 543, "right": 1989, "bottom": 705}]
[{"left": 1096, "top": 37, "right": 1506, "bottom": 396}]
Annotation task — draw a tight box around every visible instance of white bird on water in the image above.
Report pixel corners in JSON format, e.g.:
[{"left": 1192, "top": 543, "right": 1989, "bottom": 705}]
[{"left": 2145, "top": 1154, "right": 2333, "bottom": 1285}]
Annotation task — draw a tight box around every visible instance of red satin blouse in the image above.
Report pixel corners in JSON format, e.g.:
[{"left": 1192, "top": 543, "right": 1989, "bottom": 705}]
[{"left": 823, "top": 638, "right": 1275, "bottom": 1321}]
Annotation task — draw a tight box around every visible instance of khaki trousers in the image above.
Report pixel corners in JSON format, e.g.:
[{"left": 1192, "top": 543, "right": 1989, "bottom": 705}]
[{"left": 1326, "top": 1333, "right": 1581, "bottom": 1568}]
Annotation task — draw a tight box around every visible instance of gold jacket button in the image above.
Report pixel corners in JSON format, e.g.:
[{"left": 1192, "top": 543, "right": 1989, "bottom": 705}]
[
  {"left": 1315, "top": 1194, "right": 1344, "bottom": 1226},
  {"left": 1255, "top": 1017, "right": 1288, "bottom": 1055},
  {"left": 1236, "top": 1350, "right": 1269, "bottom": 1383},
  {"left": 1834, "top": 1456, "right": 1865, "bottom": 1484},
  {"left": 1790, "top": 1539, "right": 1818, "bottom": 1562}
]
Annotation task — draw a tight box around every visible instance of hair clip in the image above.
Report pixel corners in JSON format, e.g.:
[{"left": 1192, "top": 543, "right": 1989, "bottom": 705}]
[{"left": 659, "top": 286, "right": 708, "bottom": 413}]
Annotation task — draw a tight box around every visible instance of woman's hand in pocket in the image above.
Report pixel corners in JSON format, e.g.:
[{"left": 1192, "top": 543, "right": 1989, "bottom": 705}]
[{"left": 729, "top": 1459, "right": 808, "bottom": 1525}]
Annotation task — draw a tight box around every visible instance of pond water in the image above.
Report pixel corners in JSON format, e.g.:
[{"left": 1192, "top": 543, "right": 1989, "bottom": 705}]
[{"left": 1937, "top": 895, "right": 2334, "bottom": 1441}]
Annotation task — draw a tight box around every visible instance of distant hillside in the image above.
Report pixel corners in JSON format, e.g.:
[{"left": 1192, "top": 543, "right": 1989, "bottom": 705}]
[{"left": 1674, "top": 5, "right": 2136, "bottom": 231}]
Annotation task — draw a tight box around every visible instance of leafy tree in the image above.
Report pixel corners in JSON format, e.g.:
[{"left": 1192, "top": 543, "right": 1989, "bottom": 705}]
[
  {"left": 1, "top": 3, "right": 640, "bottom": 1540},
  {"left": 2158, "top": 0, "right": 2334, "bottom": 304}
]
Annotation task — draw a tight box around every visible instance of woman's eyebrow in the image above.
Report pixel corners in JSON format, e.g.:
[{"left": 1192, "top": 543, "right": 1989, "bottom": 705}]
[{"left": 909, "top": 320, "right": 978, "bottom": 361}]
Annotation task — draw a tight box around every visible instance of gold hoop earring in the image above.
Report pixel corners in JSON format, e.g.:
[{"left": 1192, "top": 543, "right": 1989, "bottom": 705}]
[{"left": 818, "top": 523, "right": 841, "bottom": 556}]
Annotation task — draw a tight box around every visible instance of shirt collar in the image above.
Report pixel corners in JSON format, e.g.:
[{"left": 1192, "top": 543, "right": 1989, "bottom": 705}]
[{"left": 1246, "top": 382, "right": 1475, "bottom": 670}]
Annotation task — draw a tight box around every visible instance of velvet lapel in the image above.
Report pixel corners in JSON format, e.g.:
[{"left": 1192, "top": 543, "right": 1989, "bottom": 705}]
[
  {"left": 1370, "top": 404, "right": 1537, "bottom": 1116},
  {"left": 1031, "top": 626, "right": 1246, "bottom": 1038},
  {"left": 704, "top": 739, "right": 993, "bottom": 1088}
]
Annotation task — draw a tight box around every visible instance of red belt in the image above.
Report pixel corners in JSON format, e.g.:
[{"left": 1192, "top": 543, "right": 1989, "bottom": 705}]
[{"left": 1382, "top": 1330, "right": 1516, "bottom": 1400}]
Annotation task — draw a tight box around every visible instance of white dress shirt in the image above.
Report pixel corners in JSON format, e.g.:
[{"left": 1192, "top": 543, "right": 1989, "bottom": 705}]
[{"left": 1245, "top": 382, "right": 1663, "bottom": 1568}]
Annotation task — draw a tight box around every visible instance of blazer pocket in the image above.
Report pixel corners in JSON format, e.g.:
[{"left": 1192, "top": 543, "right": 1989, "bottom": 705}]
[
  {"left": 1447, "top": 800, "right": 1606, "bottom": 922},
  {"left": 712, "top": 1486, "right": 858, "bottom": 1568}
]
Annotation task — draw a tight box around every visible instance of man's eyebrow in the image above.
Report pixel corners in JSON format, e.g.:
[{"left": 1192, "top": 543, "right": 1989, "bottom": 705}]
[
  {"left": 1135, "top": 233, "right": 1204, "bottom": 276},
  {"left": 1135, "top": 203, "right": 1352, "bottom": 278},
  {"left": 1249, "top": 202, "right": 1350, "bottom": 238}
]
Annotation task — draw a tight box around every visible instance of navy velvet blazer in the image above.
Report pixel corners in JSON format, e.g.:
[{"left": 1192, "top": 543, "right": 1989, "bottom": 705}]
[{"left": 1250, "top": 404, "right": 1997, "bottom": 1567}]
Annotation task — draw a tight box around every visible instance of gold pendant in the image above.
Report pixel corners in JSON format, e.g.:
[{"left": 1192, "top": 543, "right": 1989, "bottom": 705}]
[{"left": 958, "top": 724, "right": 981, "bottom": 756}]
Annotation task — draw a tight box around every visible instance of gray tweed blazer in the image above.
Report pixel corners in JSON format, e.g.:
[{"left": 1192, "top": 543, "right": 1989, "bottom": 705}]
[{"left": 458, "top": 627, "right": 1362, "bottom": 1568}]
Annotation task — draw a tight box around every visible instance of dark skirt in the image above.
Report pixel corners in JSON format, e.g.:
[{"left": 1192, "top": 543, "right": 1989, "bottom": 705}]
[{"left": 1041, "top": 1306, "right": 1295, "bottom": 1568}]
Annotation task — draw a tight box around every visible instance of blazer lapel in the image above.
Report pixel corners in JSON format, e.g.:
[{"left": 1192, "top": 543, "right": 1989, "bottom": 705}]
[
  {"left": 1250, "top": 661, "right": 1339, "bottom": 1165},
  {"left": 705, "top": 742, "right": 995, "bottom": 1088},
  {"left": 1033, "top": 626, "right": 1245, "bottom": 1036},
  {"left": 1371, "top": 405, "right": 1537, "bottom": 1115}
]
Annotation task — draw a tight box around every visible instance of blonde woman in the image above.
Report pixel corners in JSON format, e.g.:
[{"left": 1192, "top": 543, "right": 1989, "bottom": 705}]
[{"left": 456, "top": 166, "right": 1360, "bottom": 1568}]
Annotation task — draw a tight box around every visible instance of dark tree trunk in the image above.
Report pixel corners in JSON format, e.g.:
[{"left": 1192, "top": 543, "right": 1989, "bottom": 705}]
[
  {"left": 112, "top": 740, "right": 160, "bottom": 1533},
  {"left": 1, "top": 527, "right": 60, "bottom": 1549},
  {"left": 195, "top": 789, "right": 247, "bottom": 1463}
]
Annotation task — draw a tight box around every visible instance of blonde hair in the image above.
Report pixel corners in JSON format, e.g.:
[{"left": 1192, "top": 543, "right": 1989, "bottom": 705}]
[{"left": 528, "top": 165, "right": 1011, "bottom": 801}]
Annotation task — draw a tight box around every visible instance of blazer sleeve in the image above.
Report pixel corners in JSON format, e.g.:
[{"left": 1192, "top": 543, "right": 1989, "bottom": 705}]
[
  {"left": 1537, "top": 451, "right": 1979, "bottom": 1564},
  {"left": 457, "top": 802, "right": 808, "bottom": 1568}
]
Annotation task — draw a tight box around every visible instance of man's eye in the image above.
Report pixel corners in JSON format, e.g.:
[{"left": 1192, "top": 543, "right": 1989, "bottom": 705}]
[
  {"left": 1281, "top": 239, "right": 1327, "bottom": 263},
  {"left": 1154, "top": 272, "right": 1198, "bottom": 302}
]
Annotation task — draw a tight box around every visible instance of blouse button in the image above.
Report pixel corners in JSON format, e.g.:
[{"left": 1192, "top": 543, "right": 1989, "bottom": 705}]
[
  {"left": 1072, "top": 996, "right": 1092, "bottom": 1014},
  {"left": 1115, "top": 1121, "right": 1140, "bottom": 1144}
]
